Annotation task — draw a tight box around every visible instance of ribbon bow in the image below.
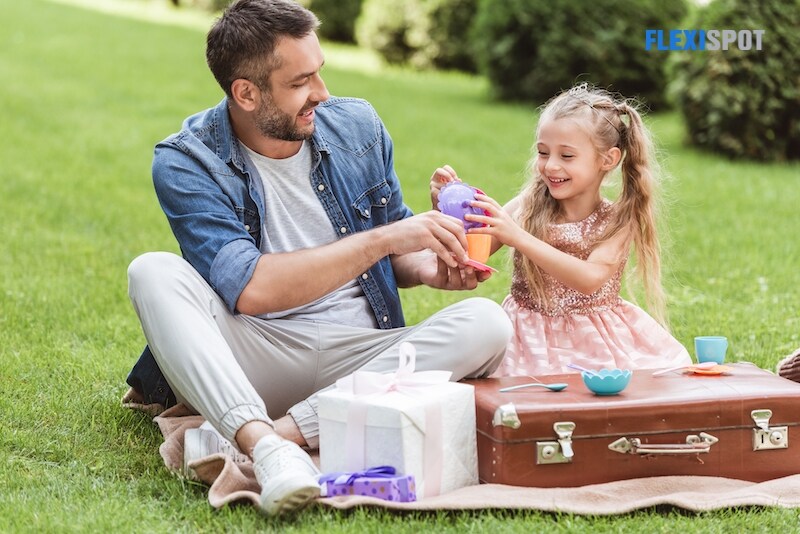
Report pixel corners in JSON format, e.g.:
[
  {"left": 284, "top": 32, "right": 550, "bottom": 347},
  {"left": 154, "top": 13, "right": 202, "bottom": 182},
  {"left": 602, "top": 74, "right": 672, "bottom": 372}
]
[
  {"left": 336, "top": 342, "right": 452, "bottom": 394},
  {"left": 318, "top": 465, "right": 398, "bottom": 487}
]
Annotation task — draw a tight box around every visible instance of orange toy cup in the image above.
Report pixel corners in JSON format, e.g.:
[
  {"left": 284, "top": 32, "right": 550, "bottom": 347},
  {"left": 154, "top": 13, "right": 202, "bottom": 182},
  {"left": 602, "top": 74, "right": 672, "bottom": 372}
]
[{"left": 466, "top": 234, "right": 491, "bottom": 264}]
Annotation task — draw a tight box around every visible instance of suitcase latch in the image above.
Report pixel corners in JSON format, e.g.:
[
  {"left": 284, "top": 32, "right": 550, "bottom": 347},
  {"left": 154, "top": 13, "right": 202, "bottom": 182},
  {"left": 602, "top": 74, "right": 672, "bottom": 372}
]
[
  {"left": 536, "top": 421, "right": 576, "bottom": 464},
  {"left": 751, "top": 409, "right": 789, "bottom": 451}
]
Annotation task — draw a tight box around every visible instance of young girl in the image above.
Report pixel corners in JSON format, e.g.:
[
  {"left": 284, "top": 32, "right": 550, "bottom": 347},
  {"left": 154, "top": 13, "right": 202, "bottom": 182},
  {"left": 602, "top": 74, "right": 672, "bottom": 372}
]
[{"left": 432, "top": 84, "right": 691, "bottom": 375}]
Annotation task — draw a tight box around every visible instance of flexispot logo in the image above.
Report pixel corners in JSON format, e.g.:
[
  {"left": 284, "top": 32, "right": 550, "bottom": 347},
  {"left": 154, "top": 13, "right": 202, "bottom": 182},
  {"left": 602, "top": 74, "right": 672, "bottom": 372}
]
[{"left": 645, "top": 29, "right": 765, "bottom": 51}]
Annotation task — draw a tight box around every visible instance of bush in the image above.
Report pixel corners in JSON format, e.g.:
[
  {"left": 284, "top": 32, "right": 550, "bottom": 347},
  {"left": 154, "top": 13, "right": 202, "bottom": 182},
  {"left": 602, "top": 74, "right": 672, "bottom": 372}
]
[
  {"left": 303, "top": 0, "right": 364, "bottom": 43},
  {"left": 356, "top": 0, "right": 420, "bottom": 65},
  {"left": 174, "top": 0, "right": 231, "bottom": 12},
  {"left": 356, "top": 0, "right": 479, "bottom": 71},
  {"left": 407, "top": 0, "right": 479, "bottom": 72},
  {"left": 181, "top": 0, "right": 363, "bottom": 40},
  {"left": 471, "top": 0, "right": 688, "bottom": 109},
  {"left": 669, "top": 0, "right": 800, "bottom": 161}
]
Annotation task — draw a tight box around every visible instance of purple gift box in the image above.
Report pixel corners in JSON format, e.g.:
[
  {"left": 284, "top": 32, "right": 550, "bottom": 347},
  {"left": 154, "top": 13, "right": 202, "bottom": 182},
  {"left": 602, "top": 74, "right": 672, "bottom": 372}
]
[{"left": 319, "top": 466, "right": 417, "bottom": 502}]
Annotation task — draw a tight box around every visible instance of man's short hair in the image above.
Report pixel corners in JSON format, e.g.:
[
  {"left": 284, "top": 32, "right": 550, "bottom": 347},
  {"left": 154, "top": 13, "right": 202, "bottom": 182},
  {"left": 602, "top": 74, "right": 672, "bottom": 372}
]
[{"left": 206, "top": 0, "right": 320, "bottom": 98}]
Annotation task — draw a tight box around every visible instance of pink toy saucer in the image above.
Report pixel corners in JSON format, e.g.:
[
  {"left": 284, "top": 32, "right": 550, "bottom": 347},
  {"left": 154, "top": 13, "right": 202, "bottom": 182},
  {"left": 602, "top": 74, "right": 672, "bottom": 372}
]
[{"left": 465, "top": 259, "right": 498, "bottom": 273}]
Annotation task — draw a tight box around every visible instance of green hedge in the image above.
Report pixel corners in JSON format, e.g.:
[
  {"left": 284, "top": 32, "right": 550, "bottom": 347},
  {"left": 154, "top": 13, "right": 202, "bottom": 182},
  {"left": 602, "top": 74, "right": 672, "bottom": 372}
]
[
  {"left": 356, "top": 0, "right": 478, "bottom": 71},
  {"left": 669, "top": 0, "right": 800, "bottom": 161},
  {"left": 355, "top": 0, "right": 418, "bottom": 64},
  {"left": 173, "top": 0, "right": 231, "bottom": 12},
  {"left": 471, "top": 0, "right": 688, "bottom": 109},
  {"left": 302, "top": 0, "right": 364, "bottom": 43},
  {"left": 407, "top": 0, "right": 478, "bottom": 72}
]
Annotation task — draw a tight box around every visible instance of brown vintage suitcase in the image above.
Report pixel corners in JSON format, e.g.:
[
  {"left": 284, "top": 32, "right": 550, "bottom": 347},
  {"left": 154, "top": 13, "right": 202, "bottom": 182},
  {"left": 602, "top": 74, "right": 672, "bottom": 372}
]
[{"left": 465, "top": 363, "right": 800, "bottom": 487}]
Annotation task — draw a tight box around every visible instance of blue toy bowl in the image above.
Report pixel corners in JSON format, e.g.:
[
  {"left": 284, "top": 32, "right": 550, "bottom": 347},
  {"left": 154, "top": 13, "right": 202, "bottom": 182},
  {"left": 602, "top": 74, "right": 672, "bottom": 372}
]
[{"left": 581, "top": 368, "right": 632, "bottom": 395}]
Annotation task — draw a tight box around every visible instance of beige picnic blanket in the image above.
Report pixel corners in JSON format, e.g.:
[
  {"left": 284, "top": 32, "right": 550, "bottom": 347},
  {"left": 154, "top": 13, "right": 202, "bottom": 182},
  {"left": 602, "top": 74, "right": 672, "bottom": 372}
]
[{"left": 152, "top": 404, "right": 800, "bottom": 514}]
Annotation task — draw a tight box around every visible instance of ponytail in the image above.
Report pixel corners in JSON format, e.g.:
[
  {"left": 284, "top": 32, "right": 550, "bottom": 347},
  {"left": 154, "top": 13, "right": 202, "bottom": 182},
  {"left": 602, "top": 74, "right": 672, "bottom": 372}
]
[{"left": 613, "top": 101, "right": 666, "bottom": 325}]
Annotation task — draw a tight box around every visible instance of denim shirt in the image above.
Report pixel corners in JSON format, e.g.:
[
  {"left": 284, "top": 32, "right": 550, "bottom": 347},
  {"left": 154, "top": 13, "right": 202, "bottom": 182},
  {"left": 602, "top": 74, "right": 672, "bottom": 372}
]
[{"left": 127, "top": 96, "right": 414, "bottom": 406}]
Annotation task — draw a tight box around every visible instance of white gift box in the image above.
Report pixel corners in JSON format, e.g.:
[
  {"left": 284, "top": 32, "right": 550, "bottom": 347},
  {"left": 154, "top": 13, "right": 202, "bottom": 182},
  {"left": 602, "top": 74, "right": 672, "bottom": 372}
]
[{"left": 318, "top": 344, "right": 479, "bottom": 499}]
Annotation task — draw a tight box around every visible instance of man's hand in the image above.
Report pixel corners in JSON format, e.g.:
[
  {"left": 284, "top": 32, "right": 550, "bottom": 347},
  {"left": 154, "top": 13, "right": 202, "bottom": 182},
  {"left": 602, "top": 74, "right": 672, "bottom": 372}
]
[
  {"left": 388, "top": 210, "right": 494, "bottom": 289},
  {"left": 418, "top": 255, "right": 493, "bottom": 290},
  {"left": 383, "top": 210, "right": 469, "bottom": 269}
]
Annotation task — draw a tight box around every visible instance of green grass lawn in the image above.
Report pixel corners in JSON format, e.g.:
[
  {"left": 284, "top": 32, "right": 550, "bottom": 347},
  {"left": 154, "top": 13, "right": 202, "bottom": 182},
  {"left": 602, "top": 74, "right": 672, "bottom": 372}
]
[{"left": 2, "top": 0, "right": 800, "bottom": 531}]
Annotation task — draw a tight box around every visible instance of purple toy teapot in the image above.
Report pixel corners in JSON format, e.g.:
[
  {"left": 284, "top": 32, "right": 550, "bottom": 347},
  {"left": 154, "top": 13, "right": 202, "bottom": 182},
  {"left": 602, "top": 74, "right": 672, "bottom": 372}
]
[{"left": 436, "top": 182, "right": 486, "bottom": 230}]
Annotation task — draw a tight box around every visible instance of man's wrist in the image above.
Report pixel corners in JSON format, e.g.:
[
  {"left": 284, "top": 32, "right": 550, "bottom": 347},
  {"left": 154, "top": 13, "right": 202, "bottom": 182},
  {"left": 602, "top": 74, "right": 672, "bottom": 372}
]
[
  {"left": 366, "top": 223, "right": 393, "bottom": 258},
  {"left": 397, "top": 251, "right": 431, "bottom": 288}
]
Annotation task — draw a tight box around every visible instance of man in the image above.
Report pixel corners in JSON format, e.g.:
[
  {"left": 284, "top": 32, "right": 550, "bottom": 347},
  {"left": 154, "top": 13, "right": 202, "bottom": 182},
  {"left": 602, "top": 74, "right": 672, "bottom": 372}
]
[{"left": 126, "top": 0, "right": 511, "bottom": 516}]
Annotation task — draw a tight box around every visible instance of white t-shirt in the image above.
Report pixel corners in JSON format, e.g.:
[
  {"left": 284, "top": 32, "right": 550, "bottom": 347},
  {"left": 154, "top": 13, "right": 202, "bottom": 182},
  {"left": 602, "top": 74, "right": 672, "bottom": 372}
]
[{"left": 241, "top": 141, "right": 377, "bottom": 328}]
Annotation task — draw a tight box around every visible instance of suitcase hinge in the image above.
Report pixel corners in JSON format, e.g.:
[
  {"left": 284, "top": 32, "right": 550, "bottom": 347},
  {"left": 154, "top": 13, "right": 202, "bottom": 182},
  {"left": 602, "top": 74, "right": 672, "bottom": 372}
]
[
  {"left": 536, "top": 421, "right": 576, "bottom": 464},
  {"left": 751, "top": 409, "right": 789, "bottom": 451}
]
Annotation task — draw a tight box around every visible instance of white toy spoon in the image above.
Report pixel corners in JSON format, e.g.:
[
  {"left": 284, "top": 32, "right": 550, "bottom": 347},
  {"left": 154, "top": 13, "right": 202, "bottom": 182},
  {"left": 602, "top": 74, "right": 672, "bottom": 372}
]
[
  {"left": 566, "top": 363, "right": 599, "bottom": 376},
  {"left": 651, "top": 361, "right": 718, "bottom": 377}
]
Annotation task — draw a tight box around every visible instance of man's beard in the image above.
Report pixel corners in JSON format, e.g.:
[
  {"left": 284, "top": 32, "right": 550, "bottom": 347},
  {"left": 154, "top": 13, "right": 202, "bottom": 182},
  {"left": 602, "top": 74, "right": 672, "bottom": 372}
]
[{"left": 254, "top": 93, "right": 315, "bottom": 142}]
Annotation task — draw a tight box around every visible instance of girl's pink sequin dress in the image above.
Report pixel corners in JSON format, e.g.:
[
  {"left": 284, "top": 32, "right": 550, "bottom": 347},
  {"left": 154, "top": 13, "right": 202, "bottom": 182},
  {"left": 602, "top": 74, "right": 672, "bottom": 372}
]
[{"left": 494, "top": 199, "right": 691, "bottom": 377}]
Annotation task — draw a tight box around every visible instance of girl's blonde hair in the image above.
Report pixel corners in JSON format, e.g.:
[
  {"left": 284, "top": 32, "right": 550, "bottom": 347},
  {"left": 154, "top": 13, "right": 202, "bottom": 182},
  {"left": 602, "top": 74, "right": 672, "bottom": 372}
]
[{"left": 516, "top": 83, "right": 667, "bottom": 324}]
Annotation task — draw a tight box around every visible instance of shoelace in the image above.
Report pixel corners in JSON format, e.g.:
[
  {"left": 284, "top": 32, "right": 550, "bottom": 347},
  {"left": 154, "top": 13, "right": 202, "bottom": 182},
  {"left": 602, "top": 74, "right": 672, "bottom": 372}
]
[{"left": 208, "top": 433, "right": 248, "bottom": 463}]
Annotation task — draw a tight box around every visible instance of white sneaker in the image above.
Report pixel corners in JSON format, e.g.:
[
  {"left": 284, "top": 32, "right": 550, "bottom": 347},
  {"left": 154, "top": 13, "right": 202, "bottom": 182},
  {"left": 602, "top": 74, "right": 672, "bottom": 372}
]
[
  {"left": 183, "top": 423, "right": 248, "bottom": 480},
  {"left": 252, "top": 434, "right": 321, "bottom": 516}
]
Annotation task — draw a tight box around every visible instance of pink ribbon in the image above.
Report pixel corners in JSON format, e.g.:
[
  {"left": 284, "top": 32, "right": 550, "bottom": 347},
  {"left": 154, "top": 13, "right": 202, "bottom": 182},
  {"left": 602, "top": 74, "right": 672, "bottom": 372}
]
[{"left": 335, "top": 342, "right": 451, "bottom": 498}]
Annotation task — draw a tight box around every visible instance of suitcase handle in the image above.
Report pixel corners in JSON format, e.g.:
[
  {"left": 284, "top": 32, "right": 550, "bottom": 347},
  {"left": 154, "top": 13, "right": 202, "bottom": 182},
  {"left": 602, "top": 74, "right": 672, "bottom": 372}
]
[{"left": 608, "top": 432, "right": 719, "bottom": 455}]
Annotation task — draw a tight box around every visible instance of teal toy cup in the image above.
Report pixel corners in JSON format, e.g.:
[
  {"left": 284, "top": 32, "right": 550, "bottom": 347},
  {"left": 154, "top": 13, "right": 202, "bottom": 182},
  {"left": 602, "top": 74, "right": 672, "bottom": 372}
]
[{"left": 695, "top": 336, "right": 728, "bottom": 364}]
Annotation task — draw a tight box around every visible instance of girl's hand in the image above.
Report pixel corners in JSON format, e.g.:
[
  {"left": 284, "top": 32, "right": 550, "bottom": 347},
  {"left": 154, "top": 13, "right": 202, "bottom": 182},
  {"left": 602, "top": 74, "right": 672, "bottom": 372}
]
[
  {"left": 465, "top": 193, "right": 527, "bottom": 248},
  {"left": 429, "top": 165, "right": 460, "bottom": 210}
]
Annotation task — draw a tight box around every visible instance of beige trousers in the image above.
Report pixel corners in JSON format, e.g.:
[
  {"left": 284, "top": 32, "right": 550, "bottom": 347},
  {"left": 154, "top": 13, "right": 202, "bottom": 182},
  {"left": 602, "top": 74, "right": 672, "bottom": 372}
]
[{"left": 127, "top": 252, "right": 511, "bottom": 448}]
